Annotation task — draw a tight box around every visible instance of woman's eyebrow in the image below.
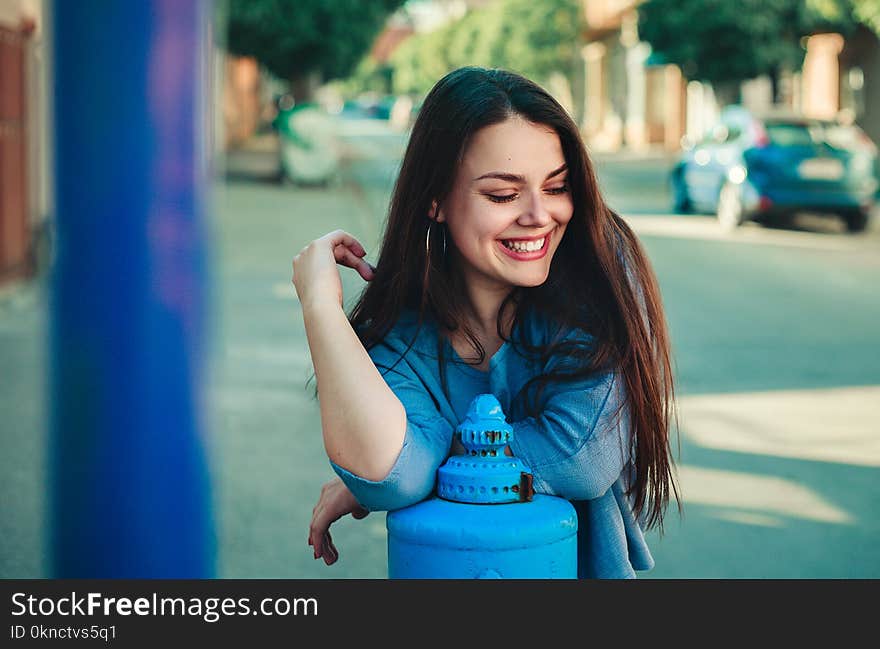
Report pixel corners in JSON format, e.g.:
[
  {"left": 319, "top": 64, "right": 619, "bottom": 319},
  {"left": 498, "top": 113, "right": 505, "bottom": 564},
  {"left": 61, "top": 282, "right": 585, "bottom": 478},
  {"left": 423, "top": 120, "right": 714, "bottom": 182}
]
[{"left": 473, "top": 163, "right": 568, "bottom": 183}]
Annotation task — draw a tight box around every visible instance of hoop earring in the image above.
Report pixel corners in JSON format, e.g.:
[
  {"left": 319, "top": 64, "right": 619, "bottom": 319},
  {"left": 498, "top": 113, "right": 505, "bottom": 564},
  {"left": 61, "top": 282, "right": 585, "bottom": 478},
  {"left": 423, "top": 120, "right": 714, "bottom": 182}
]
[
  {"left": 426, "top": 222, "right": 447, "bottom": 259},
  {"left": 425, "top": 222, "right": 432, "bottom": 258}
]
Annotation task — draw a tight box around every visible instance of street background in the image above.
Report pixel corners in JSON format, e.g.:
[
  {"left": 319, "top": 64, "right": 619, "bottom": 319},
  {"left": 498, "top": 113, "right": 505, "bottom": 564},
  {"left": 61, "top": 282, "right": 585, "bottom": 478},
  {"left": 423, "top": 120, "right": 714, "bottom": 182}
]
[{"left": 3, "top": 118, "right": 878, "bottom": 578}]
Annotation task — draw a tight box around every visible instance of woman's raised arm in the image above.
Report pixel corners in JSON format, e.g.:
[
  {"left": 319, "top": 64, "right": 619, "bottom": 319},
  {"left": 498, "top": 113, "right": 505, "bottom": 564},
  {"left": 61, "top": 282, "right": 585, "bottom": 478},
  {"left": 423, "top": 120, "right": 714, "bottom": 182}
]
[{"left": 292, "top": 230, "right": 406, "bottom": 481}]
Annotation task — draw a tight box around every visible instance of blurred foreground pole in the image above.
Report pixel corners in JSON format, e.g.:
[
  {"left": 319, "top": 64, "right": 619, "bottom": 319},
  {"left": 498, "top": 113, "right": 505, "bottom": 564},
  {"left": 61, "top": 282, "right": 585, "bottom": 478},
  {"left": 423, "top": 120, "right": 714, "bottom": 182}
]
[{"left": 50, "top": 0, "right": 214, "bottom": 577}]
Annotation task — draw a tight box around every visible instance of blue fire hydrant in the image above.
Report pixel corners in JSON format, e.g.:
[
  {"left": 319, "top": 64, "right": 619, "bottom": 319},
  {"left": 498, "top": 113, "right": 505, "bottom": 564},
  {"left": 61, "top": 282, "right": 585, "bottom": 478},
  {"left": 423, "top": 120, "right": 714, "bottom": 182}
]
[{"left": 386, "top": 394, "right": 578, "bottom": 578}]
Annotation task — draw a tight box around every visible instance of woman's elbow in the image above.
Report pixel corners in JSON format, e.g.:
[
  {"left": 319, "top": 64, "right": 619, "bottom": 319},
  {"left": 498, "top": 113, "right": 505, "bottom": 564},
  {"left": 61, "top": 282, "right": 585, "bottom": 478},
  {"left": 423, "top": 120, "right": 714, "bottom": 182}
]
[
  {"left": 327, "top": 442, "right": 404, "bottom": 483},
  {"left": 386, "top": 482, "right": 435, "bottom": 512},
  {"left": 357, "top": 476, "right": 436, "bottom": 512},
  {"left": 539, "top": 468, "right": 617, "bottom": 501}
]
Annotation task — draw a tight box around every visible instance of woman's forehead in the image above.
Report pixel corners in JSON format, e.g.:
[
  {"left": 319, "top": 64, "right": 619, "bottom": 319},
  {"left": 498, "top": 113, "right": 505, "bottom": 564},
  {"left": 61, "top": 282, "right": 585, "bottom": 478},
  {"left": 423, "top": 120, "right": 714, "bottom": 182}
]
[{"left": 460, "top": 118, "right": 565, "bottom": 178}]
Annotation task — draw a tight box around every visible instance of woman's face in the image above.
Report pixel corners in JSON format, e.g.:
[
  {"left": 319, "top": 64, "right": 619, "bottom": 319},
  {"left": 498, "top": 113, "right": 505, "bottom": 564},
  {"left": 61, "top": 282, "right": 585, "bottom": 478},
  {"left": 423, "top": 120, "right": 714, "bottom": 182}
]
[{"left": 437, "top": 116, "right": 574, "bottom": 297}]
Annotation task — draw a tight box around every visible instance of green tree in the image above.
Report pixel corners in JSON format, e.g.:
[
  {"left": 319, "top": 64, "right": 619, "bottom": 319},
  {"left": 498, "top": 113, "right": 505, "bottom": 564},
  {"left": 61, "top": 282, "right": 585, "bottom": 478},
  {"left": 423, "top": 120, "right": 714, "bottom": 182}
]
[
  {"left": 390, "top": 0, "right": 581, "bottom": 99},
  {"left": 226, "top": 0, "right": 405, "bottom": 100},
  {"left": 808, "top": 0, "right": 880, "bottom": 34},
  {"left": 493, "top": 0, "right": 581, "bottom": 84},
  {"left": 637, "top": 0, "right": 851, "bottom": 103},
  {"left": 852, "top": 0, "right": 880, "bottom": 33},
  {"left": 390, "top": 21, "right": 458, "bottom": 96}
]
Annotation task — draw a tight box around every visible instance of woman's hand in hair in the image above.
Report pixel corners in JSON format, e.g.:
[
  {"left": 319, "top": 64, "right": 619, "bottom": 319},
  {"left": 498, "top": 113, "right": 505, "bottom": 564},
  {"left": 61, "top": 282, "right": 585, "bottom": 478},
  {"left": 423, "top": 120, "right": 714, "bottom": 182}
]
[
  {"left": 308, "top": 477, "right": 369, "bottom": 566},
  {"left": 292, "top": 230, "right": 374, "bottom": 310}
]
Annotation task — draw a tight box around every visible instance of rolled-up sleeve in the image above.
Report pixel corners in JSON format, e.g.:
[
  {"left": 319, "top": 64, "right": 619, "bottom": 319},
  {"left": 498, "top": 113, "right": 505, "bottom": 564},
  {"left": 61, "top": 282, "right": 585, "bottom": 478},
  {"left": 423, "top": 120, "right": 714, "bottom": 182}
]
[
  {"left": 329, "top": 341, "right": 454, "bottom": 512},
  {"left": 507, "top": 368, "right": 632, "bottom": 501},
  {"left": 497, "top": 317, "right": 633, "bottom": 501}
]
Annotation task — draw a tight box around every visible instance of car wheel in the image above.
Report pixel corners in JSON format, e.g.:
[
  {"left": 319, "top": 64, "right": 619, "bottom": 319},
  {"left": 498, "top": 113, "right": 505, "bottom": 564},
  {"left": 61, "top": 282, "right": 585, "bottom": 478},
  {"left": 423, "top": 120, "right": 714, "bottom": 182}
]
[
  {"left": 717, "top": 182, "right": 745, "bottom": 231},
  {"left": 671, "top": 175, "right": 692, "bottom": 214},
  {"left": 843, "top": 210, "right": 868, "bottom": 233}
]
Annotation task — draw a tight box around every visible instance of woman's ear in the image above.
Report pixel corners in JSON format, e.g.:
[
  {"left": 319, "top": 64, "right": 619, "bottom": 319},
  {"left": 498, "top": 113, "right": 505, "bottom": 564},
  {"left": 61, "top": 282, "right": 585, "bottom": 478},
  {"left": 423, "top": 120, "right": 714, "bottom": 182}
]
[{"left": 428, "top": 200, "right": 445, "bottom": 223}]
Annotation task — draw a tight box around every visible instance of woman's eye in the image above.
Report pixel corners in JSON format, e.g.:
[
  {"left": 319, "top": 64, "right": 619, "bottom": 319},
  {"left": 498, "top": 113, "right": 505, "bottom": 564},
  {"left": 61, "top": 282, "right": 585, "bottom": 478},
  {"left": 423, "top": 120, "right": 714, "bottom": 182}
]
[
  {"left": 485, "top": 184, "right": 567, "bottom": 203},
  {"left": 486, "top": 194, "right": 518, "bottom": 203}
]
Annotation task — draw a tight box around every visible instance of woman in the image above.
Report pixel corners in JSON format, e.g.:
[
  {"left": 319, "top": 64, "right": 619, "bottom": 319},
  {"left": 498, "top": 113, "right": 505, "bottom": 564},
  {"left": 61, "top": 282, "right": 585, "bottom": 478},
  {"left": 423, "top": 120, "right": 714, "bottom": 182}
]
[{"left": 293, "top": 67, "right": 679, "bottom": 579}]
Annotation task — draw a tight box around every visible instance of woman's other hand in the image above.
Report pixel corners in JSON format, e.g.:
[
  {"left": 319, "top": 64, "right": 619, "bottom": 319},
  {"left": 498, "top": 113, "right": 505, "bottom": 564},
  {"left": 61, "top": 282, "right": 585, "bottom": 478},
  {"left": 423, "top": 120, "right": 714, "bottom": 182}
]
[
  {"left": 292, "top": 230, "right": 374, "bottom": 310},
  {"left": 308, "top": 477, "right": 370, "bottom": 566}
]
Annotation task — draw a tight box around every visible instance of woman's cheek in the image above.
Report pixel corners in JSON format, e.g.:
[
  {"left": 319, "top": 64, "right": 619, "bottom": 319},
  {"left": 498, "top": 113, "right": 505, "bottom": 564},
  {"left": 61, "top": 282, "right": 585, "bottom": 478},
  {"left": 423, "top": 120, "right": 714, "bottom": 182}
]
[{"left": 558, "top": 200, "right": 574, "bottom": 224}]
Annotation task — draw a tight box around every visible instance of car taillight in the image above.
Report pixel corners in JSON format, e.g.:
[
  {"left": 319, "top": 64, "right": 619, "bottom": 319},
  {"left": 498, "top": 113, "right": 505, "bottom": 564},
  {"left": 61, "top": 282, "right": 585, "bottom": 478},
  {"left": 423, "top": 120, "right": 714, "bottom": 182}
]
[
  {"left": 759, "top": 196, "right": 773, "bottom": 211},
  {"left": 754, "top": 121, "right": 770, "bottom": 148}
]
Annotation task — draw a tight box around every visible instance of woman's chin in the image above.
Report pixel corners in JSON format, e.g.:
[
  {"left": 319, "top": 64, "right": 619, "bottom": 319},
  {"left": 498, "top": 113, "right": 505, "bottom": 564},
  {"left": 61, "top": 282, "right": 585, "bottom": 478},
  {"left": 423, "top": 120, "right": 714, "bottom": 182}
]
[{"left": 509, "top": 269, "right": 551, "bottom": 288}]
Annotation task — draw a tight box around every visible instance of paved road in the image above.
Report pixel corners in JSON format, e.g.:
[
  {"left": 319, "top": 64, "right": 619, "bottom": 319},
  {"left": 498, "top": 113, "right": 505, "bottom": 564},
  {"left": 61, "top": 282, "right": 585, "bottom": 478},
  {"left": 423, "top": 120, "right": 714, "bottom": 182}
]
[{"left": 2, "top": 120, "right": 878, "bottom": 579}]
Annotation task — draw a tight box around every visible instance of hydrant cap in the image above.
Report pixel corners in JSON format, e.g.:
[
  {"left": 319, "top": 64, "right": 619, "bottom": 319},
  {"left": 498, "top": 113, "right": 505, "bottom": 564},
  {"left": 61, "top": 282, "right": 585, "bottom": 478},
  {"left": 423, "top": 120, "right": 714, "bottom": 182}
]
[{"left": 457, "top": 394, "right": 513, "bottom": 439}]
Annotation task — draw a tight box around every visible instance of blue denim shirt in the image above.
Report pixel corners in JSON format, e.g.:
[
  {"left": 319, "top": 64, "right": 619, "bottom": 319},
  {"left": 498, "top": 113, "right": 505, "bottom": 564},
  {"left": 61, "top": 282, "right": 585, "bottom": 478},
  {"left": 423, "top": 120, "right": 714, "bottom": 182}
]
[{"left": 330, "top": 310, "right": 654, "bottom": 579}]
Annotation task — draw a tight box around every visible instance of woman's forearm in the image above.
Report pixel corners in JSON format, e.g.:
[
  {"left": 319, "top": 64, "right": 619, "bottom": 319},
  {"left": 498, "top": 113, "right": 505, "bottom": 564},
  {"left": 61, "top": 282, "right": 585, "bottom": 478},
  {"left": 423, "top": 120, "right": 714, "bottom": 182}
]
[{"left": 301, "top": 300, "right": 407, "bottom": 481}]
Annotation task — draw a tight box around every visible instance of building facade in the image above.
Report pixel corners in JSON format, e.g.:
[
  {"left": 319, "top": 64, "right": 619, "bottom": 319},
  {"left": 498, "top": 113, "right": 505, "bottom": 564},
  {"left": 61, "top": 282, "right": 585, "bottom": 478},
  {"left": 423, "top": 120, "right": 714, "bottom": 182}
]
[
  {"left": 581, "top": 0, "right": 687, "bottom": 152},
  {"left": 0, "top": 0, "right": 47, "bottom": 286}
]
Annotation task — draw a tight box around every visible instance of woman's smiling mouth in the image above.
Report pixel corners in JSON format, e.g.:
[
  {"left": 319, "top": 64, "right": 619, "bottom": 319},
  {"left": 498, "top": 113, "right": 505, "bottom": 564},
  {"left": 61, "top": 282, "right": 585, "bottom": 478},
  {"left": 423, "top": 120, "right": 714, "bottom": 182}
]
[{"left": 497, "top": 230, "right": 552, "bottom": 260}]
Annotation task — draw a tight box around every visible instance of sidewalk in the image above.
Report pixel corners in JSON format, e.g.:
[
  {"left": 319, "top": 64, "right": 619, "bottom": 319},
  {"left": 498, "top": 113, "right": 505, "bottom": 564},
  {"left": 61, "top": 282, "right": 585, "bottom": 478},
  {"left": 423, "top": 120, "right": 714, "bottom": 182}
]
[
  {"left": 0, "top": 269, "right": 47, "bottom": 577},
  {"left": 220, "top": 133, "right": 283, "bottom": 183},
  {"left": 220, "top": 122, "right": 408, "bottom": 186},
  {"left": 199, "top": 172, "right": 387, "bottom": 578},
  {"left": 0, "top": 164, "right": 387, "bottom": 578}
]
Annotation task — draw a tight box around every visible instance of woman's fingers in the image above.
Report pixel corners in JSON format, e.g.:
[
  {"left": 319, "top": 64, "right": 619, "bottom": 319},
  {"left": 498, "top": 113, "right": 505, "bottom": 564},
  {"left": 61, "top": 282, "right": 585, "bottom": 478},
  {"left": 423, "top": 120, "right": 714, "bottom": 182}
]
[
  {"left": 308, "top": 496, "right": 344, "bottom": 562},
  {"left": 310, "top": 526, "right": 323, "bottom": 560},
  {"left": 323, "top": 229, "right": 373, "bottom": 281},
  {"left": 323, "top": 532, "right": 338, "bottom": 566},
  {"left": 308, "top": 478, "right": 368, "bottom": 565},
  {"left": 309, "top": 506, "right": 328, "bottom": 560},
  {"left": 323, "top": 230, "right": 367, "bottom": 259},
  {"left": 334, "top": 244, "right": 374, "bottom": 281},
  {"left": 352, "top": 507, "right": 369, "bottom": 520}
]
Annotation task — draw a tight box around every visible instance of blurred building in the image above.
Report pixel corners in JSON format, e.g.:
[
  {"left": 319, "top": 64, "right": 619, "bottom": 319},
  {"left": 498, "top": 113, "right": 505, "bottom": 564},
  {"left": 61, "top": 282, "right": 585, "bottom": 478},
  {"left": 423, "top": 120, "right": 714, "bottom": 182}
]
[
  {"left": 822, "top": 26, "right": 880, "bottom": 146},
  {"left": 580, "top": 0, "right": 880, "bottom": 152},
  {"left": 371, "top": 19, "right": 415, "bottom": 64},
  {"left": 581, "top": 0, "right": 687, "bottom": 152},
  {"left": 0, "top": 0, "right": 49, "bottom": 286},
  {"left": 220, "top": 55, "right": 263, "bottom": 149}
]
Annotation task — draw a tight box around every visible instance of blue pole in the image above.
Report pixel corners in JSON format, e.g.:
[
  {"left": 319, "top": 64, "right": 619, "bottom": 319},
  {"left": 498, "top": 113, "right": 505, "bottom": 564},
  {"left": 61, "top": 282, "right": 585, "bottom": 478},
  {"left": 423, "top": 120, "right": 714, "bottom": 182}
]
[{"left": 50, "top": 0, "right": 214, "bottom": 577}]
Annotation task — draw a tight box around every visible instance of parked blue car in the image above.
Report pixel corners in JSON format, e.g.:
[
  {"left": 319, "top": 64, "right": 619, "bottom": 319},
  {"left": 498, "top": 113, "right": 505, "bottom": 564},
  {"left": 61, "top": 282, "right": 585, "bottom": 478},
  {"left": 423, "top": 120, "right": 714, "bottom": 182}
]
[{"left": 670, "top": 106, "right": 878, "bottom": 232}]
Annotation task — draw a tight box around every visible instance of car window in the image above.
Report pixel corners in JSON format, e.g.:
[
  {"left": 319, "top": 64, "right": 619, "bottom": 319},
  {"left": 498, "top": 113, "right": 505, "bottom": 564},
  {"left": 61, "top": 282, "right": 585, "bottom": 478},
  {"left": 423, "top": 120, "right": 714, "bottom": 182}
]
[
  {"left": 696, "top": 133, "right": 715, "bottom": 146},
  {"left": 697, "top": 123, "right": 732, "bottom": 145},
  {"left": 724, "top": 124, "right": 742, "bottom": 142},
  {"left": 764, "top": 122, "right": 816, "bottom": 147}
]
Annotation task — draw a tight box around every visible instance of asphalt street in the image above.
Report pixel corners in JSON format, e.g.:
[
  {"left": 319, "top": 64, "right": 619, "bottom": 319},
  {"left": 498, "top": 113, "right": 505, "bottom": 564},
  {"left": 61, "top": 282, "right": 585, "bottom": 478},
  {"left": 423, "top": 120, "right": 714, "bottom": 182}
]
[{"left": 1, "top": 119, "right": 878, "bottom": 579}]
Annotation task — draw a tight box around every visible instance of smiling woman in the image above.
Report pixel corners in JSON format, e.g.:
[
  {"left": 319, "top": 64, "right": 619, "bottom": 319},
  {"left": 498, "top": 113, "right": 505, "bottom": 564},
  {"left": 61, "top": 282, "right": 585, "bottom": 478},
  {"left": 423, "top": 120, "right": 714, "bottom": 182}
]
[
  {"left": 439, "top": 118, "right": 573, "bottom": 301},
  {"left": 291, "top": 67, "right": 680, "bottom": 579},
  {"left": 422, "top": 117, "right": 576, "bottom": 370}
]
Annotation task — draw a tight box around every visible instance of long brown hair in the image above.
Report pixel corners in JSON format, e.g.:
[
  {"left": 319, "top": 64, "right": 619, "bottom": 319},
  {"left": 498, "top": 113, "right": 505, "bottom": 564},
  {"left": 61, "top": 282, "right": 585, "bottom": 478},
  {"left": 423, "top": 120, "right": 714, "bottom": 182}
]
[{"left": 349, "top": 67, "right": 679, "bottom": 531}]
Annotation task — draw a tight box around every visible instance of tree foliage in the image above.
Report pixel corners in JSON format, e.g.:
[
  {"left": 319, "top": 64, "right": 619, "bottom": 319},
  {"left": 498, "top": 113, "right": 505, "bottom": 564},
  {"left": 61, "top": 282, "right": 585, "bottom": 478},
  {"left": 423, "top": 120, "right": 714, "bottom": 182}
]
[
  {"left": 808, "top": 0, "right": 880, "bottom": 34},
  {"left": 226, "top": 0, "right": 405, "bottom": 85},
  {"left": 389, "top": 0, "right": 582, "bottom": 96},
  {"left": 852, "top": 0, "right": 880, "bottom": 33},
  {"left": 637, "top": 0, "right": 854, "bottom": 87}
]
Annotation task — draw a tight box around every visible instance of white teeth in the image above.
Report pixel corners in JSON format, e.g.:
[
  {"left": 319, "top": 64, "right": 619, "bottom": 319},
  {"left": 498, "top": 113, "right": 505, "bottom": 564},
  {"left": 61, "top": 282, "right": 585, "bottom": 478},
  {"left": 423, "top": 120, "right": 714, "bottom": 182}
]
[{"left": 503, "top": 237, "right": 544, "bottom": 252}]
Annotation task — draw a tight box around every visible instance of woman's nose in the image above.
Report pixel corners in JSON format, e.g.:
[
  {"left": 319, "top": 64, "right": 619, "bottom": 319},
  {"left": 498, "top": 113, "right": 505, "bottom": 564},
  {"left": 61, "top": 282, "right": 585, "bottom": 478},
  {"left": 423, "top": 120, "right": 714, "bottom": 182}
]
[{"left": 518, "top": 190, "right": 552, "bottom": 226}]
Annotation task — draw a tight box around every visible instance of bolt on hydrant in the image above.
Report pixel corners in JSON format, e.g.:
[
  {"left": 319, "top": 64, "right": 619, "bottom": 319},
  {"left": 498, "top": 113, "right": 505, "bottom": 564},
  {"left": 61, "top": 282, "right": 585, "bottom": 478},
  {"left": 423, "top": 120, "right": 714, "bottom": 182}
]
[{"left": 386, "top": 394, "right": 578, "bottom": 578}]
